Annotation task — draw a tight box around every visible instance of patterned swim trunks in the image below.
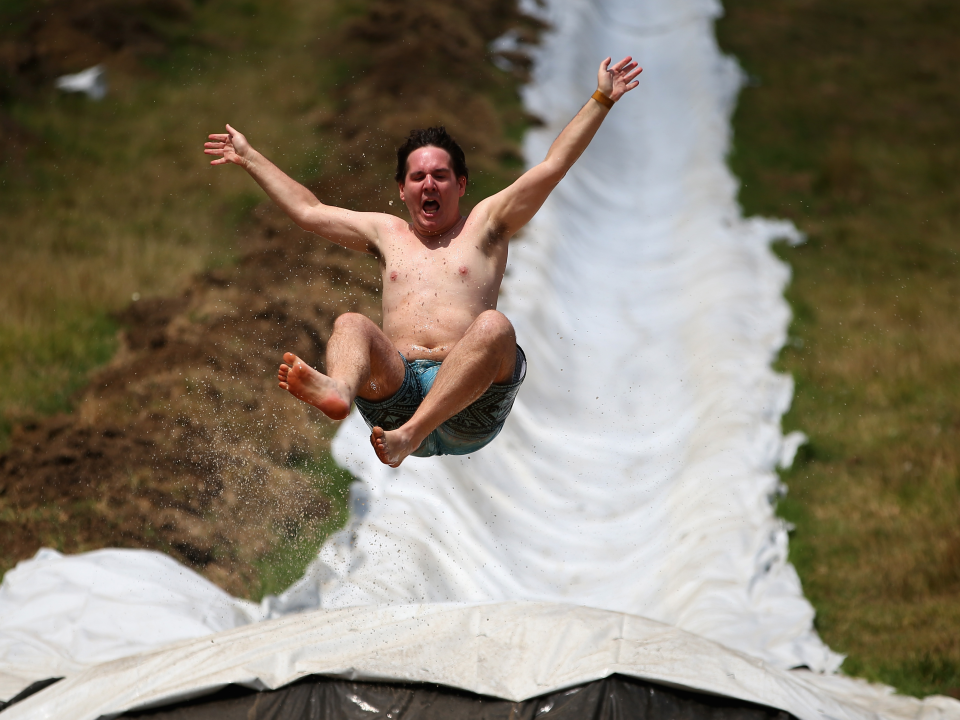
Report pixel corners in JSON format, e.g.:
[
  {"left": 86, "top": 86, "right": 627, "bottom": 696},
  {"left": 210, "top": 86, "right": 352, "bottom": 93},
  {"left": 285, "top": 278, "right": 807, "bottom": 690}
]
[{"left": 354, "top": 345, "right": 526, "bottom": 458}]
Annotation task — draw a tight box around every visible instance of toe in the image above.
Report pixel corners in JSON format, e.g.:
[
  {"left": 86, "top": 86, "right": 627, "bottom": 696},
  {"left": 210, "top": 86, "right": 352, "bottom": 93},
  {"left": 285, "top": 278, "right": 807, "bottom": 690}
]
[
  {"left": 283, "top": 352, "right": 297, "bottom": 365},
  {"left": 370, "top": 428, "right": 391, "bottom": 464}
]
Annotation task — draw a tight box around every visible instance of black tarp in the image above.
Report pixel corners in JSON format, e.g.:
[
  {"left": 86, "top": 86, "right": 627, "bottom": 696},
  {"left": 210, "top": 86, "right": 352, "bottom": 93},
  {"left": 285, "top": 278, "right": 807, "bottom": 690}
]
[
  {"left": 120, "top": 675, "right": 796, "bottom": 720},
  {"left": 0, "top": 678, "right": 62, "bottom": 712}
]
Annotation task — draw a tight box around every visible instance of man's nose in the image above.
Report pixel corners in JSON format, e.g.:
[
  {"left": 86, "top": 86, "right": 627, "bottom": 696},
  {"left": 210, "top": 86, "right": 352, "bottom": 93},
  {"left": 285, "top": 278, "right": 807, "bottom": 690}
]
[{"left": 423, "top": 174, "right": 437, "bottom": 190}]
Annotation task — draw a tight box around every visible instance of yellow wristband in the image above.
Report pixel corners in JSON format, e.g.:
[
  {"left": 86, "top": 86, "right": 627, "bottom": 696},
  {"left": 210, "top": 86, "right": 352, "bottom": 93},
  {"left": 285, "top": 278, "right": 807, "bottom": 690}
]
[{"left": 591, "top": 89, "right": 614, "bottom": 109}]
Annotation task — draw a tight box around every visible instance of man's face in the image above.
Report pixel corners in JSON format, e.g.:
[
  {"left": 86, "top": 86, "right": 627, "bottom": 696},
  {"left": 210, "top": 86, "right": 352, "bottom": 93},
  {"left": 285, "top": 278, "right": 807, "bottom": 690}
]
[{"left": 398, "top": 146, "right": 466, "bottom": 235}]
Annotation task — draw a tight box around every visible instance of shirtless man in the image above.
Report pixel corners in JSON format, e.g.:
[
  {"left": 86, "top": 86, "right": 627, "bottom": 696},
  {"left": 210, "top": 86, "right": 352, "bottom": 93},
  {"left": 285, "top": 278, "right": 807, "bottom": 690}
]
[{"left": 204, "top": 56, "right": 641, "bottom": 467}]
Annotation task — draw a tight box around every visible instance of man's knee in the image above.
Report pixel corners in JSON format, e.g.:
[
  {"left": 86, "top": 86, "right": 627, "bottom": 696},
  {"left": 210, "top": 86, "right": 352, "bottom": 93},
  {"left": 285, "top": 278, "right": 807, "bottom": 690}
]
[
  {"left": 472, "top": 310, "right": 515, "bottom": 347},
  {"left": 333, "top": 312, "right": 374, "bottom": 334}
]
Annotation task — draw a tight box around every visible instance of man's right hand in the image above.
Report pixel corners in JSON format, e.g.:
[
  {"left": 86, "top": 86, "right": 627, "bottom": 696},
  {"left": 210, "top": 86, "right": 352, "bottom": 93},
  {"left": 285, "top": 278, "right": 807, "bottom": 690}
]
[
  {"left": 202, "top": 123, "right": 383, "bottom": 254},
  {"left": 204, "top": 124, "right": 252, "bottom": 167}
]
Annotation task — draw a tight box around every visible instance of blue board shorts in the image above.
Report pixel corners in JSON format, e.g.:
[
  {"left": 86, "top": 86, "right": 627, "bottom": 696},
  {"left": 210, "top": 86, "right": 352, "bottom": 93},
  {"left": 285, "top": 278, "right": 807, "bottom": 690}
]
[{"left": 354, "top": 345, "right": 526, "bottom": 458}]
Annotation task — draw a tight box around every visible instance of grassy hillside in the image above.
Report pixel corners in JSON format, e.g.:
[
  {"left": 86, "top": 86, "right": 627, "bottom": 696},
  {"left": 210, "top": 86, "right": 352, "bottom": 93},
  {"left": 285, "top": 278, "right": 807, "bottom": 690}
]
[
  {"left": 0, "top": 0, "right": 339, "bottom": 447},
  {"left": 0, "top": 0, "right": 537, "bottom": 598},
  {"left": 0, "top": 0, "right": 371, "bottom": 597},
  {"left": 718, "top": 0, "right": 960, "bottom": 699}
]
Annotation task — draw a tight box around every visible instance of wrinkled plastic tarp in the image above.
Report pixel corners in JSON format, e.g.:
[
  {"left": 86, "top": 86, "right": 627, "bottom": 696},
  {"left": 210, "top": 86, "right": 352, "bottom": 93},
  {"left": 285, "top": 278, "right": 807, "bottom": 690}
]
[
  {"left": 0, "top": 548, "right": 259, "bottom": 701},
  {"left": 5, "top": 603, "right": 959, "bottom": 720},
  {"left": 267, "top": 0, "right": 835, "bottom": 675}
]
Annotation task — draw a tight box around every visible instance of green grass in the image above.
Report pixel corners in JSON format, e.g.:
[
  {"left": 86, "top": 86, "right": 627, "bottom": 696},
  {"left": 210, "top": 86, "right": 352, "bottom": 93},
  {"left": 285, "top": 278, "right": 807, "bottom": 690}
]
[
  {"left": 254, "top": 451, "right": 357, "bottom": 599},
  {"left": 0, "top": 0, "right": 342, "bottom": 448},
  {"left": 719, "top": 0, "right": 960, "bottom": 698},
  {"left": 0, "top": 310, "right": 118, "bottom": 440}
]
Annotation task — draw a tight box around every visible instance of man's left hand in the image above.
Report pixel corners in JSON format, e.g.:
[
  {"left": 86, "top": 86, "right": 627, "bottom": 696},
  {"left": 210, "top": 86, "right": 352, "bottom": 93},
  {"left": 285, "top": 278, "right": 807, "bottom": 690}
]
[{"left": 597, "top": 56, "right": 642, "bottom": 102}]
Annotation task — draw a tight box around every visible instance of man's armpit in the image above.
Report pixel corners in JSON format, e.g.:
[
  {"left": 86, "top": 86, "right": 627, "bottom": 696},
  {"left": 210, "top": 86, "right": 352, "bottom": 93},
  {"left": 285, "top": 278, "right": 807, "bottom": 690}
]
[{"left": 482, "top": 219, "right": 510, "bottom": 253}]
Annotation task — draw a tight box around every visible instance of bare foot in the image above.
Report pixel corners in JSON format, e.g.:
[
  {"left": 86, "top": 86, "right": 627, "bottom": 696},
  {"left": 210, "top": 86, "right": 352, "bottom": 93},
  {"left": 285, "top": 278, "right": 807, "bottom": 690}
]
[
  {"left": 278, "top": 352, "right": 351, "bottom": 420},
  {"left": 370, "top": 426, "right": 420, "bottom": 468}
]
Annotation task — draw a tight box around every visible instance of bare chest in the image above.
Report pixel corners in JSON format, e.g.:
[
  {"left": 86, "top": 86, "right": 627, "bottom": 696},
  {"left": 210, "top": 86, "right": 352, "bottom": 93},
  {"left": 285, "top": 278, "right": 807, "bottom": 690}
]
[{"left": 382, "top": 233, "right": 504, "bottom": 295}]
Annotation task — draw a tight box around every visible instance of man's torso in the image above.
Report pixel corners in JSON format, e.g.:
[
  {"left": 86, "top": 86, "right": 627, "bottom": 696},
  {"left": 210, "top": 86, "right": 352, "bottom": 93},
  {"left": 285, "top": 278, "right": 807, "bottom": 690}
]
[{"left": 373, "top": 206, "right": 509, "bottom": 361}]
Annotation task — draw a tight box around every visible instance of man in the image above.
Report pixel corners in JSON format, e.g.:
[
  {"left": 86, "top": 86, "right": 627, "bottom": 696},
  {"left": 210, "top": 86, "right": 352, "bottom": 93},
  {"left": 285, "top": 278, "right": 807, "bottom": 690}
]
[{"left": 204, "top": 56, "right": 642, "bottom": 467}]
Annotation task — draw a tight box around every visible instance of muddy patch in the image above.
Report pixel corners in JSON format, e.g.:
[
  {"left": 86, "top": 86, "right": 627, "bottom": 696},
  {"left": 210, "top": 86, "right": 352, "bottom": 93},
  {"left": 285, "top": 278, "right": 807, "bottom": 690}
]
[
  {"left": 0, "top": 208, "right": 381, "bottom": 597},
  {"left": 0, "top": 0, "right": 542, "bottom": 597}
]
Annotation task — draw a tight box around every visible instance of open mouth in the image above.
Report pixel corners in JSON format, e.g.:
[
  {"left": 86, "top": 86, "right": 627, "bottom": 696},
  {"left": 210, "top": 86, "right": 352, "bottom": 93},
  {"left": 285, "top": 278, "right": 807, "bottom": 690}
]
[{"left": 422, "top": 199, "right": 440, "bottom": 214}]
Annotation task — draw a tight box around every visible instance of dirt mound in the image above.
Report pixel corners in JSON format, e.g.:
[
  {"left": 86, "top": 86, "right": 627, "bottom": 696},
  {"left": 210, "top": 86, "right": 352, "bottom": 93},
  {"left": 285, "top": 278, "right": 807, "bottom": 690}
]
[
  {"left": 310, "top": 0, "right": 545, "bottom": 212},
  {"left": 0, "top": 208, "right": 381, "bottom": 596},
  {"left": 0, "top": 0, "right": 542, "bottom": 597}
]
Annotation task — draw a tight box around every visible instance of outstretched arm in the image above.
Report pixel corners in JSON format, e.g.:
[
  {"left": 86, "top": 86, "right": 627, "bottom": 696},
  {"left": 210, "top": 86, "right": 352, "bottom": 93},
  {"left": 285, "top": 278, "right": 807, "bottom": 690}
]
[
  {"left": 204, "top": 125, "right": 380, "bottom": 253},
  {"left": 481, "top": 57, "right": 642, "bottom": 237}
]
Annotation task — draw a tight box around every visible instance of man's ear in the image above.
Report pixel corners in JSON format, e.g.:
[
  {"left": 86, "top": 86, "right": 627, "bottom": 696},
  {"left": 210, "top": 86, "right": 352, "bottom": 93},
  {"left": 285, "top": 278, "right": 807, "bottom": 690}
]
[
  {"left": 398, "top": 182, "right": 406, "bottom": 202},
  {"left": 458, "top": 176, "right": 466, "bottom": 197}
]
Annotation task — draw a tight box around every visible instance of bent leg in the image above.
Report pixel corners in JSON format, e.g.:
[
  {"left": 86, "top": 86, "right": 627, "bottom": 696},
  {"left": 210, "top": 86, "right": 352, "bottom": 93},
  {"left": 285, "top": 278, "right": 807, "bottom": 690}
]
[
  {"left": 279, "top": 313, "right": 405, "bottom": 420},
  {"left": 371, "top": 310, "right": 516, "bottom": 466}
]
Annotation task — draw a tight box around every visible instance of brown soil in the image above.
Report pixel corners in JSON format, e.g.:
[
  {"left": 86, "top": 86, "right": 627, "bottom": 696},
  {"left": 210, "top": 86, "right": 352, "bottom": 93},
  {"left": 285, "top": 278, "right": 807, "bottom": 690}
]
[
  {"left": 0, "top": 0, "right": 541, "bottom": 597},
  {"left": 0, "top": 209, "right": 381, "bottom": 596},
  {"left": 308, "top": 0, "right": 545, "bottom": 212}
]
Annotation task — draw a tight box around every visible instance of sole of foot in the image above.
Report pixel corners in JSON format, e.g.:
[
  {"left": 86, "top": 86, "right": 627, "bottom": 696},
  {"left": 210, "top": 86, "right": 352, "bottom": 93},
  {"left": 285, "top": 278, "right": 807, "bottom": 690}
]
[
  {"left": 370, "top": 426, "right": 413, "bottom": 468},
  {"left": 278, "top": 352, "right": 351, "bottom": 420}
]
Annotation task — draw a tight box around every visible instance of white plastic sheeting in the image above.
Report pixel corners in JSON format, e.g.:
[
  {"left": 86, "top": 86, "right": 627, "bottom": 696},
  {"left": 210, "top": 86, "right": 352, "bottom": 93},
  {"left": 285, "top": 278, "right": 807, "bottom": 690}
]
[
  {"left": 4, "top": 603, "right": 959, "bottom": 720},
  {"left": 0, "top": 549, "right": 259, "bottom": 702},
  {"left": 54, "top": 65, "right": 107, "bottom": 100},
  {"left": 267, "top": 0, "right": 836, "bottom": 674}
]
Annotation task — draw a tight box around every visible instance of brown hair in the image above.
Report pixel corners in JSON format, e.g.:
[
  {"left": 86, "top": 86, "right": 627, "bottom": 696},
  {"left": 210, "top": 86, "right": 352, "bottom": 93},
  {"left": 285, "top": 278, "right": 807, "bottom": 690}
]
[{"left": 395, "top": 126, "right": 469, "bottom": 184}]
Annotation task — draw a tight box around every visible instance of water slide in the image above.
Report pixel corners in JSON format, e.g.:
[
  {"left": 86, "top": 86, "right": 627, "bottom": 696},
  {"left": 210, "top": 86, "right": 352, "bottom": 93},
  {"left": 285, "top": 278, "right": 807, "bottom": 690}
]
[
  {"left": 1, "top": 0, "right": 958, "bottom": 717},
  {"left": 268, "top": 0, "right": 831, "bottom": 671}
]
